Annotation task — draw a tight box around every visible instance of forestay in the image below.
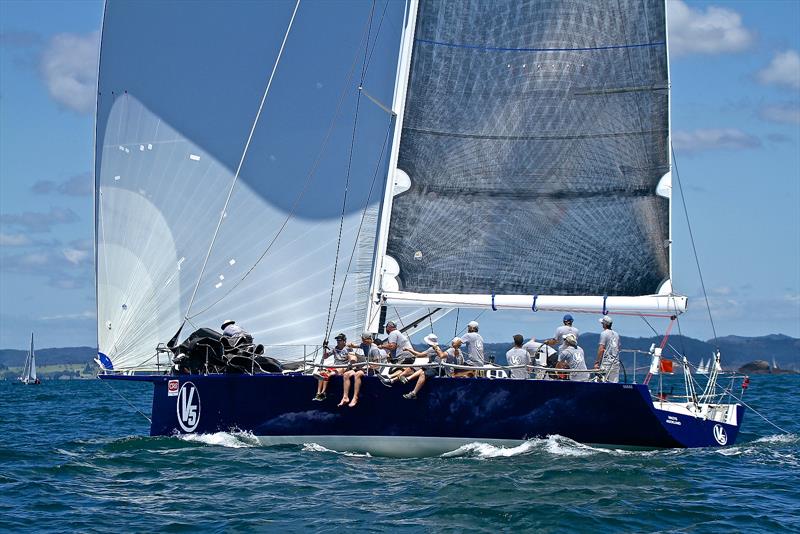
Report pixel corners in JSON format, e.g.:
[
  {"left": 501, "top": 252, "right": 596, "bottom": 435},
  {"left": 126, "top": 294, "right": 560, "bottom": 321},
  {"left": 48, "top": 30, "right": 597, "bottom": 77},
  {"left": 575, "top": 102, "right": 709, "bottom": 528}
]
[
  {"left": 369, "top": 0, "right": 685, "bottom": 321},
  {"left": 94, "top": 1, "right": 406, "bottom": 370}
]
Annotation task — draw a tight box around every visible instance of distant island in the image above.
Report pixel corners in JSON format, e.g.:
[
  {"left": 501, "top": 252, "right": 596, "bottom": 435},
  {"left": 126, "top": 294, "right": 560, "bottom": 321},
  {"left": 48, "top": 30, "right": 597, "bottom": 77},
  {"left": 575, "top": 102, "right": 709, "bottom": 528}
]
[
  {"left": 0, "top": 333, "right": 798, "bottom": 380},
  {"left": 738, "top": 360, "right": 799, "bottom": 375}
]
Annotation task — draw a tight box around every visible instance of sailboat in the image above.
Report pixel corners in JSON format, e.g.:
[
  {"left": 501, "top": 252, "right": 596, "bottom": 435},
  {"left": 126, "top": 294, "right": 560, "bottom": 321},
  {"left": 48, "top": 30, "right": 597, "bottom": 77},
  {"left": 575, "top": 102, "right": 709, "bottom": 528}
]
[
  {"left": 697, "top": 358, "right": 708, "bottom": 375},
  {"left": 96, "top": 0, "right": 745, "bottom": 453},
  {"left": 19, "top": 333, "right": 40, "bottom": 385}
]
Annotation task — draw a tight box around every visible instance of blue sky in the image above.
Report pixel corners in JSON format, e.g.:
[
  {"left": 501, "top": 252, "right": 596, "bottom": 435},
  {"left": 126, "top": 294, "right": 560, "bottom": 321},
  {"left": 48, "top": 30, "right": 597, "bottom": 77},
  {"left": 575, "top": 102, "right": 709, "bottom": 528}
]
[{"left": 1, "top": 0, "right": 798, "bottom": 350}]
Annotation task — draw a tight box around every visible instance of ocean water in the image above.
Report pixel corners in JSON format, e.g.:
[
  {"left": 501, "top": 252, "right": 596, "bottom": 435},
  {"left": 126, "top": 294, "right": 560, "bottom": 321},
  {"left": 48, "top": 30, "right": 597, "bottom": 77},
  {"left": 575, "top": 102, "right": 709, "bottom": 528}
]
[{"left": 0, "top": 375, "right": 798, "bottom": 533}]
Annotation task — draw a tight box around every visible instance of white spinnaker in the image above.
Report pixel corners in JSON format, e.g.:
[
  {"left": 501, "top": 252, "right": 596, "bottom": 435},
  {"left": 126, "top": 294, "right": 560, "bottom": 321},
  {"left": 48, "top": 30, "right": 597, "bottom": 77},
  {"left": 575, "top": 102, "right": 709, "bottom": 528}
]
[{"left": 96, "top": 96, "right": 379, "bottom": 368}]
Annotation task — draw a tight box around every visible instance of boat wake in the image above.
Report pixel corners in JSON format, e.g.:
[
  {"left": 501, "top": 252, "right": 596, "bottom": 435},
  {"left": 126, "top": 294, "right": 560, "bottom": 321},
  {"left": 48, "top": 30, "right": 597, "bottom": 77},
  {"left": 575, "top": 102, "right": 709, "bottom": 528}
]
[
  {"left": 176, "top": 430, "right": 260, "bottom": 448},
  {"left": 441, "top": 435, "right": 629, "bottom": 459},
  {"left": 714, "top": 433, "right": 798, "bottom": 466}
]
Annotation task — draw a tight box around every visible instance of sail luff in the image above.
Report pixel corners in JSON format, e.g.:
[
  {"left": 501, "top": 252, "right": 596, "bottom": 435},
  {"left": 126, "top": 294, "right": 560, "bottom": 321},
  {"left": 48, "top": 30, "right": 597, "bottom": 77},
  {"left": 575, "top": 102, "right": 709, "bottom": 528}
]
[
  {"left": 21, "top": 338, "right": 31, "bottom": 382},
  {"left": 366, "top": 0, "right": 420, "bottom": 333},
  {"left": 664, "top": 0, "right": 674, "bottom": 288}
]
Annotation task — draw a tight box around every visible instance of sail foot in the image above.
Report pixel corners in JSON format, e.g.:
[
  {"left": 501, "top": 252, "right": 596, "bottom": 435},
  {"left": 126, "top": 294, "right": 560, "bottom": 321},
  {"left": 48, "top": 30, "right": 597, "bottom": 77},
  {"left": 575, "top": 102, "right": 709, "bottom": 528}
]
[{"left": 381, "top": 292, "right": 687, "bottom": 315}]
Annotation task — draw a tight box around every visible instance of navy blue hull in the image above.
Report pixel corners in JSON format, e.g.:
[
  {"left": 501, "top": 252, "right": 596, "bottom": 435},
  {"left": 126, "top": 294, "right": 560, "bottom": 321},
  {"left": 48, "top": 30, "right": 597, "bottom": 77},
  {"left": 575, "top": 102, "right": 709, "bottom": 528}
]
[{"left": 103, "top": 374, "right": 744, "bottom": 450}]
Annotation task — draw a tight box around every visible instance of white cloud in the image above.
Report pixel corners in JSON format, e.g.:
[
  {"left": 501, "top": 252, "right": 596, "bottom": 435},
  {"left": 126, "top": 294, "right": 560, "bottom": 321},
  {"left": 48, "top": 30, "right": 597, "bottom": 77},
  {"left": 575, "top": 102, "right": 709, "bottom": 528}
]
[
  {"left": 757, "top": 50, "right": 800, "bottom": 90},
  {"left": 39, "top": 31, "right": 99, "bottom": 114},
  {"left": 0, "top": 233, "right": 31, "bottom": 246},
  {"left": 759, "top": 102, "right": 800, "bottom": 125},
  {"left": 39, "top": 310, "right": 96, "bottom": 321},
  {"left": 667, "top": 0, "right": 754, "bottom": 57},
  {"left": 672, "top": 128, "right": 761, "bottom": 153},
  {"left": 63, "top": 247, "right": 90, "bottom": 265}
]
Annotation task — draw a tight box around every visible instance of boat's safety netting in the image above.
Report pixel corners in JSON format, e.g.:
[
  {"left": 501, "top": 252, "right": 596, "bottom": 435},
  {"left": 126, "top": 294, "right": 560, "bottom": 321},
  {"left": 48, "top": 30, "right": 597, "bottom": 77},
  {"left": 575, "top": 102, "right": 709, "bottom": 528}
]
[{"left": 386, "top": 0, "right": 670, "bottom": 297}]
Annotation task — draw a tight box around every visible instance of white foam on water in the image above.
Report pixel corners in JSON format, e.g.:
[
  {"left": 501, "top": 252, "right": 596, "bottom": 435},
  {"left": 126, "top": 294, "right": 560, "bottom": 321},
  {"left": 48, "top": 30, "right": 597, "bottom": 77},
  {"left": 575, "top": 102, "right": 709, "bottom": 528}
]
[
  {"left": 301, "top": 442, "right": 372, "bottom": 457},
  {"left": 753, "top": 433, "right": 797, "bottom": 444},
  {"left": 442, "top": 435, "right": 600, "bottom": 459},
  {"left": 441, "top": 440, "right": 536, "bottom": 458},
  {"left": 177, "top": 430, "right": 260, "bottom": 448}
]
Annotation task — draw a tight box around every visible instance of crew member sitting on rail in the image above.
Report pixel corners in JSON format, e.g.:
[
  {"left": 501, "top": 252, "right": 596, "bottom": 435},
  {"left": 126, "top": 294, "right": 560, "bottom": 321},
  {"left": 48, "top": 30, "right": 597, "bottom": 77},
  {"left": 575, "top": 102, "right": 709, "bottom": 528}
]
[
  {"left": 505, "top": 334, "right": 531, "bottom": 379},
  {"left": 348, "top": 332, "right": 384, "bottom": 373},
  {"left": 594, "top": 315, "right": 621, "bottom": 383},
  {"left": 378, "top": 331, "right": 429, "bottom": 387},
  {"left": 398, "top": 333, "right": 448, "bottom": 399},
  {"left": 557, "top": 333, "right": 589, "bottom": 381},
  {"left": 313, "top": 333, "right": 352, "bottom": 402},
  {"left": 446, "top": 338, "right": 471, "bottom": 378},
  {"left": 339, "top": 334, "right": 369, "bottom": 408}
]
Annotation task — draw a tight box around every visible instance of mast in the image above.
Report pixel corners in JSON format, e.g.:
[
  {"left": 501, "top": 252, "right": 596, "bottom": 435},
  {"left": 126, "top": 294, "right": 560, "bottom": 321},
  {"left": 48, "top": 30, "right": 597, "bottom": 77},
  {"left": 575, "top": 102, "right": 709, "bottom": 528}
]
[{"left": 366, "top": 0, "right": 420, "bottom": 333}]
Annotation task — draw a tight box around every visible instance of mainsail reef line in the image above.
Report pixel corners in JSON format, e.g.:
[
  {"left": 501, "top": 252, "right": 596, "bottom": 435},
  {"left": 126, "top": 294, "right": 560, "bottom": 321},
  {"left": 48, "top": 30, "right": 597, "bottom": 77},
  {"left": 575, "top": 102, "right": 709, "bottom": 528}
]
[{"left": 182, "top": 0, "right": 301, "bottom": 323}]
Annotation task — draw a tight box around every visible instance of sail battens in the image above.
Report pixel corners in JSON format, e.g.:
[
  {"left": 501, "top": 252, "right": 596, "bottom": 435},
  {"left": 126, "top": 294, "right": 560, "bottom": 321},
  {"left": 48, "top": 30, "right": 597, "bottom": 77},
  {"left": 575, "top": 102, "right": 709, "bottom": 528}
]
[
  {"left": 403, "top": 127, "right": 668, "bottom": 142},
  {"left": 374, "top": 0, "right": 672, "bottom": 302},
  {"left": 414, "top": 38, "right": 666, "bottom": 54}
]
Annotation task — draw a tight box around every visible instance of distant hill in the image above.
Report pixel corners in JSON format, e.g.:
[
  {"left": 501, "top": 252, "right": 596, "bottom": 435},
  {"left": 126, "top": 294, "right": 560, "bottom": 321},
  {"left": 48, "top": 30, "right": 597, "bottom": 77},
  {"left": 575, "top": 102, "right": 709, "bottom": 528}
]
[
  {"left": 484, "top": 333, "right": 799, "bottom": 371},
  {"left": 0, "top": 346, "right": 96, "bottom": 368},
  {"left": 0, "top": 334, "right": 797, "bottom": 372}
]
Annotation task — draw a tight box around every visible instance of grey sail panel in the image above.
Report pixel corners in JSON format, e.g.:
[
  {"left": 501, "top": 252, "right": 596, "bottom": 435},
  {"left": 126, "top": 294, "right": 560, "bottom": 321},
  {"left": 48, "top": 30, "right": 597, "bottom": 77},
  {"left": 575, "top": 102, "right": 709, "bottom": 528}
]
[{"left": 386, "top": 0, "right": 670, "bottom": 297}]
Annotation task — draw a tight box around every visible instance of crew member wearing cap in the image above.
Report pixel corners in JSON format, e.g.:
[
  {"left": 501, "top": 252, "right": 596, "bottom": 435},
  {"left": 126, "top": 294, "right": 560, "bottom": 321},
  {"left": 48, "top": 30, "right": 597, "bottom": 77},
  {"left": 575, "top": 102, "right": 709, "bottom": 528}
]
[
  {"left": 380, "top": 321, "right": 414, "bottom": 364},
  {"left": 220, "top": 319, "right": 254, "bottom": 346},
  {"left": 557, "top": 333, "right": 589, "bottom": 381},
  {"left": 313, "top": 333, "right": 354, "bottom": 402},
  {"left": 594, "top": 315, "right": 621, "bottom": 383},
  {"left": 221, "top": 319, "right": 247, "bottom": 338},
  {"left": 460, "top": 320, "right": 485, "bottom": 369},
  {"left": 545, "top": 314, "right": 579, "bottom": 353}
]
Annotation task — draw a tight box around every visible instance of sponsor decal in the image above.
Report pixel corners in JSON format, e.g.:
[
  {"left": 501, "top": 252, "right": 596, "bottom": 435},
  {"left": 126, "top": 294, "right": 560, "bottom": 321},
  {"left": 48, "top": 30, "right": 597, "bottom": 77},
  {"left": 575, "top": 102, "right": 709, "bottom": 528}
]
[
  {"left": 167, "top": 380, "right": 179, "bottom": 397},
  {"left": 176, "top": 381, "right": 201, "bottom": 432},
  {"left": 713, "top": 424, "right": 728, "bottom": 446},
  {"left": 665, "top": 415, "right": 682, "bottom": 426}
]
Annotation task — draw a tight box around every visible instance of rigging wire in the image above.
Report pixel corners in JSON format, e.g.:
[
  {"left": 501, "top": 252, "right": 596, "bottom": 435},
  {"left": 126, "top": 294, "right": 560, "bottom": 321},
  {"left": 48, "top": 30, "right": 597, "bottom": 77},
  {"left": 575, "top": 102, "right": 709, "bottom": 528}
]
[
  {"left": 183, "top": 0, "right": 301, "bottom": 321},
  {"left": 327, "top": 115, "right": 394, "bottom": 330},
  {"left": 671, "top": 143, "right": 719, "bottom": 346},
  {"left": 186, "top": 4, "right": 380, "bottom": 320},
  {"left": 324, "top": 1, "right": 377, "bottom": 341},
  {"left": 100, "top": 379, "right": 152, "bottom": 424}
]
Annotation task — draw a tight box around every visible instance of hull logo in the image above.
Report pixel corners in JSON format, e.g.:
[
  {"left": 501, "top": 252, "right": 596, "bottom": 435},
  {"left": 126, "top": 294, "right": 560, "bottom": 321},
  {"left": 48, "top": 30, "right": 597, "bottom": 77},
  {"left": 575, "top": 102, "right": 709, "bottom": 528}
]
[
  {"left": 176, "top": 381, "right": 201, "bottom": 432},
  {"left": 167, "top": 380, "right": 179, "bottom": 397},
  {"left": 713, "top": 424, "right": 728, "bottom": 445}
]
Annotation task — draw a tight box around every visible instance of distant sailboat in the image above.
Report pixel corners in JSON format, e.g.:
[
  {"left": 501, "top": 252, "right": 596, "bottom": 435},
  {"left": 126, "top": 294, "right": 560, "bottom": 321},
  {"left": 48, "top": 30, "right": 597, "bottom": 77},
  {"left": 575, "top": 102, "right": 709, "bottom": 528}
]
[
  {"left": 697, "top": 358, "right": 708, "bottom": 375},
  {"left": 19, "top": 333, "right": 40, "bottom": 385},
  {"left": 772, "top": 357, "right": 779, "bottom": 371}
]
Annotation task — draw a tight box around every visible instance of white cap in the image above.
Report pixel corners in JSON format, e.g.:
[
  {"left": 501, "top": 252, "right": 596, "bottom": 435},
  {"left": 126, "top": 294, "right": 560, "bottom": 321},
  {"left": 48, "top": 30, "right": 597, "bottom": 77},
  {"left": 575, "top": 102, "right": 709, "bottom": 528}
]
[
  {"left": 423, "top": 333, "right": 439, "bottom": 346},
  {"left": 564, "top": 333, "right": 578, "bottom": 346},
  {"left": 599, "top": 315, "right": 613, "bottom": 325},
  {"left": 451, "top": 337, "right": 462, "bottom": 345},
  {"left": 467, "top": 320, "right": 479, "bottom": 328}
]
